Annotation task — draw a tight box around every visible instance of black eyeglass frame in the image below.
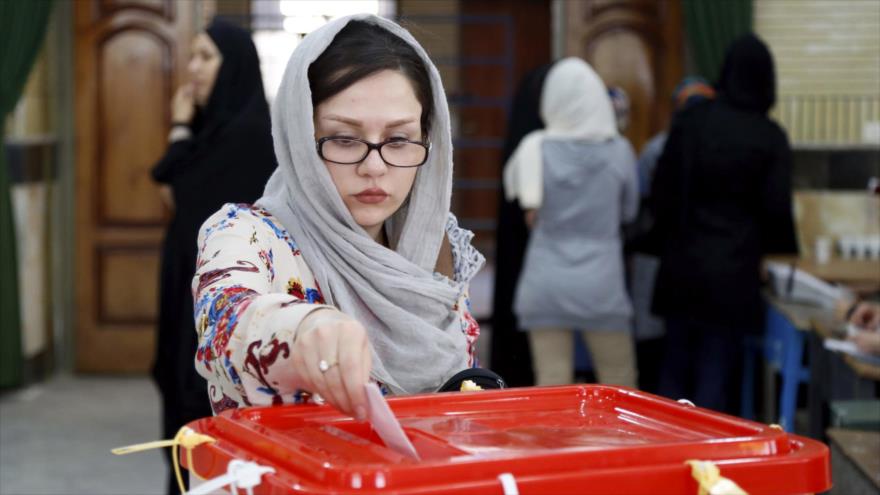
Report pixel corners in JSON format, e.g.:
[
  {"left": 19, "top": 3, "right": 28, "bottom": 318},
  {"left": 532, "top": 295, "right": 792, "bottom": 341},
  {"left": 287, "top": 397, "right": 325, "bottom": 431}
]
[{"left": 315, "top": 136, "right": 431, "bottom": 168}]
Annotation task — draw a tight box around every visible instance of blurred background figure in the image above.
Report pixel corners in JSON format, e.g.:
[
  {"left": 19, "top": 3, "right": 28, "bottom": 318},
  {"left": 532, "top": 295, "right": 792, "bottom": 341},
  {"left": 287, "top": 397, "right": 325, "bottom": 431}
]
[
  {"left": 848, "top": 301, "right": 880, "bottom": 356},
  {"left": 627, "top": 77, "right": 715, "bottom": 393},
  {"left": 607, "top": 86, "right": 631, "bottom": 133},
  {"left": 638, "top": 77, "right": 716, "bottom": 198},
  {"left": 150, "top": 19, "right": 276, "bottom": 494},
  {"left": 650, "top": 34, "right": 798, "bottom": 414},
  {"left": 490, "top": 63, "right": 554, "bottom": 388},
  {"left": 504, "top": 57, "right": 639, "bottom": 387}
]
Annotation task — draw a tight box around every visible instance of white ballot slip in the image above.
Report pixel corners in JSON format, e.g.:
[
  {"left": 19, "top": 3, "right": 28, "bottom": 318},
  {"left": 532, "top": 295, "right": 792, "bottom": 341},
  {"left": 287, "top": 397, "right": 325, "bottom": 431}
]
[
  {"left": 823, "top": 338, "right": 880, "bottom": 366},
  {"left": 364, "top": 382, "right": 420, "bottom": 460}
]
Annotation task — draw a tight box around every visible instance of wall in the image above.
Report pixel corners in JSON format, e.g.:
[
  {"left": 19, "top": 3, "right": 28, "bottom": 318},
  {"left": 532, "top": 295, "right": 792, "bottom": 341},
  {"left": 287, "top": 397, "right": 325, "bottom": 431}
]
[
  {"left": 4, "top": 40, "right": 55, "bottom": 378},
  {"left": 755, "top": 0, "right": 880, "bottom": 146}
]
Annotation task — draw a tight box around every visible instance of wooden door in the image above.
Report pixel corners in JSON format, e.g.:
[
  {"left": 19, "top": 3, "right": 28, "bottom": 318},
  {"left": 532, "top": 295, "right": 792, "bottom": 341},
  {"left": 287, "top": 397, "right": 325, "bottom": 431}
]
[
  {"left": 74, "top": 0, "right": 195, "bottom": 372},
  {"left": 564, "top": 0, "right": 684, "bottom": 152}
]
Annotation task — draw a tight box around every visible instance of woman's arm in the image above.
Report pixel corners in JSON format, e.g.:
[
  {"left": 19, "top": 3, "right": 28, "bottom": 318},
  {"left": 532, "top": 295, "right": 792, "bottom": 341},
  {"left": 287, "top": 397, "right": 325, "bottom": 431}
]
[
  {"left": 760, "top": 128, "right": 799, "bottom": 255},
  {"left": 620, "top": 140, "right": 640, "bottom": 224},
  {"left": 151, "top": 84, "right": 198, "bottom": 184},
  {"left": 458, "top": 291, "right": 481, "bottom": 368},
  {"left": 192, "top": 205, "right": 334, "bottom": 410},
  {"left": 648, "top": 114, "right": 686, "bottom": 253},
  {"left": 150, "top": 140, "right": 195, "bottom": 184}
]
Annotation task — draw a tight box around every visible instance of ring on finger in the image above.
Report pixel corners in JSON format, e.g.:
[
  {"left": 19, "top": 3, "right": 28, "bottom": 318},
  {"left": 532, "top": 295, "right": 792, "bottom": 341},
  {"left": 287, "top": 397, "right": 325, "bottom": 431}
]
[{"left": 318, "top": 359, "right": 338, "bottom": 373}]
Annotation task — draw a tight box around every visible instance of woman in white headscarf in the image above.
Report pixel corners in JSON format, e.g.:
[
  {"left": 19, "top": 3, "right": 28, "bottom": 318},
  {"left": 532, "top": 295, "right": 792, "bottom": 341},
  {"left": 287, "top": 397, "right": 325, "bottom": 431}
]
[
  {"left": 503, "top": 57, "right": 639, "bottom": 387},
  {"left": 191, "top": 15, "right": 485, "bottom": 420}
]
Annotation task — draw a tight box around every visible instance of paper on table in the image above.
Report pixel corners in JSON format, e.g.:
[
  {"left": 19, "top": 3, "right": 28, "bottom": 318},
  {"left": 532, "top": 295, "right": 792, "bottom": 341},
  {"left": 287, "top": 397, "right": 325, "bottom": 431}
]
[
  {"left": 823, "top": 338, "right": 880, "bottom": 366},
  {"left": 364, "top": 382, "right": 420, "bottom": 460},
  {"left": 846, "top": 324, "right": 860, "bottom": 338}
]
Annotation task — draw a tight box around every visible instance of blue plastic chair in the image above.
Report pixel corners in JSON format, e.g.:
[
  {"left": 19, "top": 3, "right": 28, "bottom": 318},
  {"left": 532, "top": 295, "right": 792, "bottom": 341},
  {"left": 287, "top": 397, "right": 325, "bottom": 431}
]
[{"left": 740, "top": 304, "right": 810, "bottom": 431}]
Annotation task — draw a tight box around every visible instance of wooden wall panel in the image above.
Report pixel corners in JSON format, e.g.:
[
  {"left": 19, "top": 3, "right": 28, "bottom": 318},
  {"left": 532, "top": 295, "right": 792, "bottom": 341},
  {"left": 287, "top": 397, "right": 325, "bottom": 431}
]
[
  {"left": 458, "top": 0, "right": 553, "bottom": 250},
  {"left": 98, "top": 0, "right": 174, "bottom": 20},
  {"left": 98, "top": 29, "right": 170, "bottom": 225}
]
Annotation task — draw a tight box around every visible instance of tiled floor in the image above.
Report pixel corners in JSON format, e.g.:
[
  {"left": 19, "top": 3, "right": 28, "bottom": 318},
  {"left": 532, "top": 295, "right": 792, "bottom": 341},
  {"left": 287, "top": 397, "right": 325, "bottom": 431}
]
[{"left": 0, "top": 374, "right": 166, "bottom": 495}]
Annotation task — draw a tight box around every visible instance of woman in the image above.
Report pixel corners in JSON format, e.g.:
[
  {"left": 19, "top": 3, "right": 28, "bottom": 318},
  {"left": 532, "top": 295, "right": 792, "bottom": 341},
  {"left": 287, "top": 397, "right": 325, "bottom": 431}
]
[
  {"left": 503, "top": 58, "right": 639, "bottom": 387},
  {"left": 192, "top": 15, "right": 485, "bottom": 420},
  {"left": 650, "top": 34, "right": 798, "bottom": 414},
  {"left": 491, "top": 62, "right": 554, "bottom": 387},
  {"left": 151, "top": 19, "right": 276, "bottom": 493}
]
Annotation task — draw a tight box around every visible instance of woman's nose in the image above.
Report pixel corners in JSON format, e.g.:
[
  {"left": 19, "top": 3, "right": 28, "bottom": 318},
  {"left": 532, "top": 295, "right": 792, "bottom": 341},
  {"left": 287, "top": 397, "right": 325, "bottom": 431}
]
[{"left": 357, "top": 148, "right": 388, "bottom": 177}]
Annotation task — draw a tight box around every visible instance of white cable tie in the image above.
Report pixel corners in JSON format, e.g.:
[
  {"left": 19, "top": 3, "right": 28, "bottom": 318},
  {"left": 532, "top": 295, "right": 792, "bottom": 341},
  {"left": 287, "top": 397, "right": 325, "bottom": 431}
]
[
  {"left": 677, "top": 398, "right": 696, "bottom": 407},
  {"left": 229, "top": 460, "right": 275, "bottom": 491},
  {"left": 185, "top": 473, "right": 236, "bottom": 495},
  {"left": 185, "top": 460, "right": 275, "bottom": 495},
  {"left": 498, "top": 473, "right": 519, "bottom": 495}
]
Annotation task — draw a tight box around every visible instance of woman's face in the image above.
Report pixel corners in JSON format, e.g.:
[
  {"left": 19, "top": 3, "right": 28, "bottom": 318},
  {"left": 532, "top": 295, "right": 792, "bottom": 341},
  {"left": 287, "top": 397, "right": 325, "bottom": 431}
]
[
  {"left": 188, "top": 33, "right": 222, "bottom": 106},
  {"left": 314, "top": 70, "right": 423, "bottom": 242}
]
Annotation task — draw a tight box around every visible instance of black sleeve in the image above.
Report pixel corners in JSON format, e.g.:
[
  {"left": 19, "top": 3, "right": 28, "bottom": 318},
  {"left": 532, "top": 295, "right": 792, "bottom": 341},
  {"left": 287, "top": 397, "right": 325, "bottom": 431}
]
[
  {"left": 646, "top": 114, "right": 687, "bottom": 254},
  {"left": 760, "top": 128, "right": 799, "bottom": 255},
  {"left": 151, "top": 139, "right": 196, "bottom": 184}
]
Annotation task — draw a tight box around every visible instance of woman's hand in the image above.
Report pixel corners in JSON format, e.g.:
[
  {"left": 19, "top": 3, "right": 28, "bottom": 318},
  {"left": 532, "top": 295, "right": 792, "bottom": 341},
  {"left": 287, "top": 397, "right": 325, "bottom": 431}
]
[
  {"left": 849, "top": 302, "right": 880, "bottom": 331},
  {"left": 158, "top": 185, "right": 174, "bottom": 211},
  {"left": 171, "top": 83, "right": 196, "bottom": 124},
  {"left": 524, "top": 209, "right": 537, "bottom": 229},
  {"left": 292, "top": 309, "right": 372, "bottom": 420},
  {"left": 850, "top": 329, "right": 880, "bottom": 355}
]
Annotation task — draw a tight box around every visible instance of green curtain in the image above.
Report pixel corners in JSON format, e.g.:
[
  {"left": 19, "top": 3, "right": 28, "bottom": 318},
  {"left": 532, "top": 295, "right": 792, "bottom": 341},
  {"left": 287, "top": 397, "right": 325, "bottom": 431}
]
[
  {"left": 683, "top": 0, "right": 753, "bottom": 83},
  {"left": 0, "top": 0, "right": 54, "bottom": 389}
]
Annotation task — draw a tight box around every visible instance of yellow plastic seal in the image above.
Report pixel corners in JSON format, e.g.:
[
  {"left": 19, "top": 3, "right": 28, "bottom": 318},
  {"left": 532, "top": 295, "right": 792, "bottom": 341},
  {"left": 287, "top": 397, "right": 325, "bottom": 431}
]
[
  {"left": 686, "top": 460, "right": 748, "bottom": 495},
  {"left": 113, "top": 426, "right": 216, "bottom": 492}
]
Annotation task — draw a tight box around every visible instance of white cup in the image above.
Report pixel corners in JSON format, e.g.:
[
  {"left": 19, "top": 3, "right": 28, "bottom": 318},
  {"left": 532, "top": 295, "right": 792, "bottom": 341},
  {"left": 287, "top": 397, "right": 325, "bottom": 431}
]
[
  {"left": 839, "top": 236, "right": 857, "bottom": 260},
  {"left": 868, "top": 235, "right": 880, "bottom": 260},
  {"left": 814, "top": 236, "right": 831, "bottom": 264},
  {"left": 854, "top": 237, "right": 868, "bottom": 260}
]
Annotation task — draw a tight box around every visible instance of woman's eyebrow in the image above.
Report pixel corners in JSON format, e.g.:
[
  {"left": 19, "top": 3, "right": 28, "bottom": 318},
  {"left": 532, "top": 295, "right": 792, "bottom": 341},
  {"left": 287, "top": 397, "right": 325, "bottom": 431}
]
[
  {"left": 324, "top": 115, "right": 362, "bottom": 127},
  {"left": 322, "top": 115, "right": 417, "bottom": 129},
  {"left": 384, "top": 118, "right": 417, "bottom": 129}
]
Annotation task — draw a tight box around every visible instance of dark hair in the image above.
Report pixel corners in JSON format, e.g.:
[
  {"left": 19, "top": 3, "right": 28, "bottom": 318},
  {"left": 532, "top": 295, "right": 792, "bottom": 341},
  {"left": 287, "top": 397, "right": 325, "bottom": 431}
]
[{"left": 308, "top": 21, "right": 433, "bottom": 137}]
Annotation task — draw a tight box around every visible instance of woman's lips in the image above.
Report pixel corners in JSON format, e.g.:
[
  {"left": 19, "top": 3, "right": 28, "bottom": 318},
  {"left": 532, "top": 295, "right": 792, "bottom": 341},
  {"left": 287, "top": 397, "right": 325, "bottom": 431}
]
[{"left": 354, "top": 188, "right": 389, "bottom": 204}]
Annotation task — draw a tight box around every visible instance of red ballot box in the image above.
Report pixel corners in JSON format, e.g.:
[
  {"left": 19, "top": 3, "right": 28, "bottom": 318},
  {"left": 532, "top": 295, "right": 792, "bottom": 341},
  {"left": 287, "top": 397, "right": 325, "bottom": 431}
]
[{"left": 181, "top": 385, "right": 831, "bottom": 494}]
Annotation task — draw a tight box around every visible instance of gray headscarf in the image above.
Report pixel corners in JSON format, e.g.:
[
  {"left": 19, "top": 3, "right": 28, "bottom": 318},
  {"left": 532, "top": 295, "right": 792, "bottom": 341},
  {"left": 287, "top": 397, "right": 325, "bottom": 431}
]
[{"left": 257, "top": 14, "right": 484, "bottom": 395}]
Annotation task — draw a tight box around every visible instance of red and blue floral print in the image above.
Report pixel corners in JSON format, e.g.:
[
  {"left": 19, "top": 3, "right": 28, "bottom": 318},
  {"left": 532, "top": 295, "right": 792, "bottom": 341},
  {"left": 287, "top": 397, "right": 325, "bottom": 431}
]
[{"left": 193, "top": 203, "right": 479, "bottom": 414}]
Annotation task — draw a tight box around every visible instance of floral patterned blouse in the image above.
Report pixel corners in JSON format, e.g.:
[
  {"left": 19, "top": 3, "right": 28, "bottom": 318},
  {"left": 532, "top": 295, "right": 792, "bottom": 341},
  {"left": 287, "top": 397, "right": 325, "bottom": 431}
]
[{"left": 192, "top": 203, "right": 481, "bottom": 414}]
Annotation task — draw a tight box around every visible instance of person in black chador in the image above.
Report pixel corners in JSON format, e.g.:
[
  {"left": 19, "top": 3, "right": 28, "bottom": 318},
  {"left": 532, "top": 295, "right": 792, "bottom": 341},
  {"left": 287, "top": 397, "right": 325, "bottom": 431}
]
[
  {"left": 489, "top": 63, "right": 553, "bottom": 387},
  {"left": 650, "top": 34, "right": 798, "bottom": 415},
  {"left": 150, "top": 19, "right": 276, "bottom": 494}
]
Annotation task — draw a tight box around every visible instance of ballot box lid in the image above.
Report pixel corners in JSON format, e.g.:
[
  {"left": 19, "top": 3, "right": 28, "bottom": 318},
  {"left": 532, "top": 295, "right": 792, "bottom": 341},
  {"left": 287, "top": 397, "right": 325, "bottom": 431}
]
[{"left": 182, "top": 385, "right": 831, "bottom": 494}]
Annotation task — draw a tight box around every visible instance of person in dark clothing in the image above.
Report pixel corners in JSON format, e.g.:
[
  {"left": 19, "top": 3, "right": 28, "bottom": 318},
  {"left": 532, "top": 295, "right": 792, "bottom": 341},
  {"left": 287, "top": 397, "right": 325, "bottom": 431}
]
[
  {"left": 627, "top": 77, "right": 715, "bottom": 394},
  {"left": 150, "top": 19, "right": 276, "bottom": 494},
  {"left": 650, "top": 34, "right": 798, "bottom": 414},
  {"left": 490, "top": 63, "right": 554, "bottom": 387}
]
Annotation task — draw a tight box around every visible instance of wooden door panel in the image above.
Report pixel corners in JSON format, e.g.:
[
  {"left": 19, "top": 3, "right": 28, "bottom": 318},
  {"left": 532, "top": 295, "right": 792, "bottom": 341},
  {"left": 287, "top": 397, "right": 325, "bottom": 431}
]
[
  {"left": 99, "top": 29, "right": 171, "bottom": 225},
  {"left": 588, "top": 30, "right": 655, "bottom": 154},
  {"left": 75, "top": 0, "right": 193, "bottom": 373},
  {"left": 565, "top": 0, "right": 683, "bottom": 152},
  {"left": 98, "top": 247, "right": 160, "bottom": 323}
]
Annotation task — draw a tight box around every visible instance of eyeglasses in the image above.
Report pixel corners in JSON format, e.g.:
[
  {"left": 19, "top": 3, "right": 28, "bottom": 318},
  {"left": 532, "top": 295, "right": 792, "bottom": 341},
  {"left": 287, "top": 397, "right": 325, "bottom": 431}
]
[{"left": 316, "top": 136, "right": 430, "bottom": 168}]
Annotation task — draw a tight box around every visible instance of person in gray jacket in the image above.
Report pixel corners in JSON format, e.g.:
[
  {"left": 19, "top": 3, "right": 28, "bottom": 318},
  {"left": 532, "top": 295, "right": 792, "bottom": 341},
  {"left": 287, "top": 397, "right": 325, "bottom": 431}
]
[{"left": 503, "top": 57, "right": 639, "bottom": 387}]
